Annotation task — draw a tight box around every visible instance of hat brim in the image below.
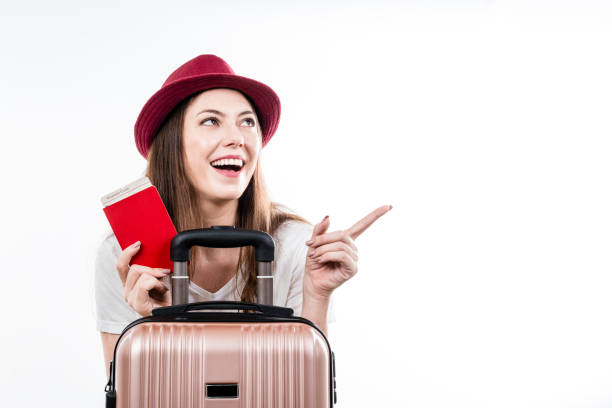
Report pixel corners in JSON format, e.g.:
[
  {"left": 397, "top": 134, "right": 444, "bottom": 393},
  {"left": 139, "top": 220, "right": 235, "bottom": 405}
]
[{"left": 134, "top": 73, "right": 281, "bottom": 158}]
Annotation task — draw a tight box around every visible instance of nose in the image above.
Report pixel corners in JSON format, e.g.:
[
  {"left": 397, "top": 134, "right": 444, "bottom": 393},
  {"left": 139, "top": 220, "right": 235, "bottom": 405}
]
[{"left": 223, "top": 124, "right": 245, "bottom": 147}]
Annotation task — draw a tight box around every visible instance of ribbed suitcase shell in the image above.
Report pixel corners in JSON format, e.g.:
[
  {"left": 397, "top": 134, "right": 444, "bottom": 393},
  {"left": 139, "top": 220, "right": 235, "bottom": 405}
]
[{"left": 112, "top": 318, "right": 333, "bottom": 407}]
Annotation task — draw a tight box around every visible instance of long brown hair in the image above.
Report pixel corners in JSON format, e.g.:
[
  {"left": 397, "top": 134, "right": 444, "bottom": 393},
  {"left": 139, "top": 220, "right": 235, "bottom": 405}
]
[{"left": 145, "top": 90, "right": 310, "bottom": 303}]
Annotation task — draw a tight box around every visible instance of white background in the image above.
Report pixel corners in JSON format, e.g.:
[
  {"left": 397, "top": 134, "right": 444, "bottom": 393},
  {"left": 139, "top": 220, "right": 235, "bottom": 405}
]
[{"left": 1, "top": 1, "right": 611, "bottom": 407}]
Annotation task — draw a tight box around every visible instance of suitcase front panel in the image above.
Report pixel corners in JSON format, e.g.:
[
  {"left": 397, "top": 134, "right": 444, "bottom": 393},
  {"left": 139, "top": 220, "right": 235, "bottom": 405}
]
[{"left": 114, "top": 321, "right": 331, "bottom": 408}]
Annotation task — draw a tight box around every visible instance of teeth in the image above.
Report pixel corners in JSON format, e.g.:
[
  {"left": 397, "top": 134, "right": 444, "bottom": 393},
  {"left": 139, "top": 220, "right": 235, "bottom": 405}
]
[{"left": 211, "top": 158, "right": 244, "bottom": 168}]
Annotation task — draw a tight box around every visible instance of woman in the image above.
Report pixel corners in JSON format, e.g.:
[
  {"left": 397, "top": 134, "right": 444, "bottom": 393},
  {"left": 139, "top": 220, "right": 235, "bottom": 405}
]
[{"left": 95, "top": 55, "right": 392, "bottom": 375}]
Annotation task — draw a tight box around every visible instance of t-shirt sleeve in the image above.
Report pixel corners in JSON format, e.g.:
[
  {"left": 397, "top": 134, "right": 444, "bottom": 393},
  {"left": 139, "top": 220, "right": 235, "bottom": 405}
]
[
  {"left": 94, "top": 232, "right": 141, "bottom": 334},
  {"left": 283, "top": 222, "right": 336, "bottom": 324}
]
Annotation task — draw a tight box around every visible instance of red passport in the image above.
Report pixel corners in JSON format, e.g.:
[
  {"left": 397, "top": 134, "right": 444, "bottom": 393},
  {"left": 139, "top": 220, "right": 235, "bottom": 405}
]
[{"left": 101, "top": 177, "right": 177, "bottom": 271}]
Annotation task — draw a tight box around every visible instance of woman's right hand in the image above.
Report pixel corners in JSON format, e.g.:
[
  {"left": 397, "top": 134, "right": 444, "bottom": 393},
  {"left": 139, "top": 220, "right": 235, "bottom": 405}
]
[{"left": 116, "top": 241, "right": 172, "bottom": 316}]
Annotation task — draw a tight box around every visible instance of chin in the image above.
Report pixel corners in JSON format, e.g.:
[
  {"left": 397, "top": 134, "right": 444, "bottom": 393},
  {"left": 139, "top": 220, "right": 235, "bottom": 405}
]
[{"left": 205, "top": 186, "right": 246, "bottom": 202}]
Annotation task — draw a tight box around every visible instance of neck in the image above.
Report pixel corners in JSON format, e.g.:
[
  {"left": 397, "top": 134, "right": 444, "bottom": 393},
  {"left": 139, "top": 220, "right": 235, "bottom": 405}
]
[
  {"left": 195, "top": 197, "right": 240, "bottom": 261},
  {"left": 198, "top": 197, "right": 239, "bottom": 228}
]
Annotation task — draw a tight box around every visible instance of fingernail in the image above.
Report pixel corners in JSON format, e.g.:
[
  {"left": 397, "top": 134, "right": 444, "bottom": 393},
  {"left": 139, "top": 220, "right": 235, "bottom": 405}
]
[
  {"left": 163, "top": 269, "right": 171, "bottom": 274},
  {"left": 305, "top": 239, "right": 314, "bottom": 246},
  {"left": 389, "top": 205, "right": 393, "bottom": 210},
  {"left": 132, "top": 241, "right": 141, "bottom": 247},
  {"left": 322, "top": 215, "right": 329, "bottom": 223},
  {"left": 309, "top": 251, "right": 316, "bottom": 258}
]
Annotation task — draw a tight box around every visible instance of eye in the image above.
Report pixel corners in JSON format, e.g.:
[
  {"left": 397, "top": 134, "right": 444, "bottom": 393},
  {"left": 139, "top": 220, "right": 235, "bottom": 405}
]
[
  {"left": 242, "top": 117, "right": 256, "bottom": 127},
  {"left": 200, "top": 117, "right": 219, "bottom": 126}
]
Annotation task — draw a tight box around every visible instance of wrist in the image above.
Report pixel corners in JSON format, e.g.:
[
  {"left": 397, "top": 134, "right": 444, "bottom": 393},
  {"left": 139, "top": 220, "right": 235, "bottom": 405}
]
[{"left": 303, "top": 274, "right": 333, "bottom": 304}]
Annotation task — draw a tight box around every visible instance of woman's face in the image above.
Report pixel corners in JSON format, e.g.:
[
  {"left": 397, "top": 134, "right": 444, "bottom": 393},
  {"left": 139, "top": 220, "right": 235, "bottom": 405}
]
[{"left": 182, "top": 88, "right": 262, "bottom": 204}]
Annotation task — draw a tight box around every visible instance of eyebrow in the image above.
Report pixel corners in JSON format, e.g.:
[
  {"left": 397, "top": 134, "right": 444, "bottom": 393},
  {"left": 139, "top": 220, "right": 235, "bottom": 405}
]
[{"left": 197, "top": 109, "right": 254, "bottom": 117}]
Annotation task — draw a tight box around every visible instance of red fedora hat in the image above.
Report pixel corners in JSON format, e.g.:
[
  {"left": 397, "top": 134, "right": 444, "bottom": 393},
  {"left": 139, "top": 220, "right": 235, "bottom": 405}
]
[{"left": 134, "top": 54, "right": 281, "bottom": 159}]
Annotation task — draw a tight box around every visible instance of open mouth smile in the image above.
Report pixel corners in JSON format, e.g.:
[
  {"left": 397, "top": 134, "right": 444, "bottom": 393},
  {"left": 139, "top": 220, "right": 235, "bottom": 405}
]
[{"left": 210, "top": 158, "right": 244, "bottom": 178}]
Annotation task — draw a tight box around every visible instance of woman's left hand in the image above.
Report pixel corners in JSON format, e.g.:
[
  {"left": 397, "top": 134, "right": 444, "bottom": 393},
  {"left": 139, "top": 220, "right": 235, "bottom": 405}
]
[{"left": 303, "top": 205, "right": 393, "bottom": 300}]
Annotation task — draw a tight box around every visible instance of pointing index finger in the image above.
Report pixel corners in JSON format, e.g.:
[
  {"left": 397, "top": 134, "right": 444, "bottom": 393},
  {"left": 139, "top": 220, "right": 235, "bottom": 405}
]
[{"left": 347, "top": 205, "right": 392, "bottom": 239}]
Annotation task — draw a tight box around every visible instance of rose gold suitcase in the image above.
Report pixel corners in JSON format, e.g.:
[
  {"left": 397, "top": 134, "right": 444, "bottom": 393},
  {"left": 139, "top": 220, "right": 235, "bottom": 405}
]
[{"left": 105, "top": 226, "right": 337, "bottom": 407}]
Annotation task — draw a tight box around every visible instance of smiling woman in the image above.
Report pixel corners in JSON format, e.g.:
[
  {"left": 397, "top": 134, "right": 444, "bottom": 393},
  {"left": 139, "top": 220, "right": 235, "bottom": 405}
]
[{"left": 94, "top": 54, "right": 391, "bottom": 378}]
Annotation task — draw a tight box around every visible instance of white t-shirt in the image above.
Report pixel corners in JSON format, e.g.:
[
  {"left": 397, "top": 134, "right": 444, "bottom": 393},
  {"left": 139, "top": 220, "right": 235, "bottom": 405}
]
[{"left": 94, "top": 220, "right": 336, "bottom": 334}]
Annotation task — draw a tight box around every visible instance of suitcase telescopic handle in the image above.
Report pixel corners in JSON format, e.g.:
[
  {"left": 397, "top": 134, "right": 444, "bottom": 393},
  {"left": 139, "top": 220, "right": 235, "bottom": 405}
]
[
  {"left": 169, "top": 226, "right": 275, "bottom": 306},
  {"left": 170, "top": 226, "right": 274, "bottom": 262},
  {"left": 152, "top": 301, "right": 293, "bottom": 317}
]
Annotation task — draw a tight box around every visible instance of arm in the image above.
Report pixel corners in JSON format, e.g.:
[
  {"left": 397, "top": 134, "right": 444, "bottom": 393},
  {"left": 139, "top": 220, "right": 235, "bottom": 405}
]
[
  {"left": 101, "top": 332, "right": 120, "bottom": 379},
  {"left": 301, "top": 290, "right": 330, "bottom": 336},
  {"left": 94, "top": 234, "right": 160, "bottom": 376},
  {"left": 281, "top": 221, "right": 334, "bottom": 335},
  {"left": 302, "top": 206, "right": 393, "bottom": 336}
]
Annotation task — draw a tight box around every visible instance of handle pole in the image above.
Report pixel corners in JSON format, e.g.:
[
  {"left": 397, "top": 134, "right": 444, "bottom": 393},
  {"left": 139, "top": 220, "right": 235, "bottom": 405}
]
[
  {"left": 257, "top": 262, "right": 273, "bottom": 305},
  {"left": 171, "top": 261, "right": 189, "bottom": 306}
]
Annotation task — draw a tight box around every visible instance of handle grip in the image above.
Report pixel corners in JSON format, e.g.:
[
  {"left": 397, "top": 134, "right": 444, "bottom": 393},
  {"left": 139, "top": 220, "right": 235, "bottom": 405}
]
[
  {"left": 170, "top": 226, "right": 275, "bottom": 262},
  {"left": 170, "top": 226, "right": 275, "bottom": 306},
  {"left": 152, "top": 301, "right": 294, "bottom": 317}
]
